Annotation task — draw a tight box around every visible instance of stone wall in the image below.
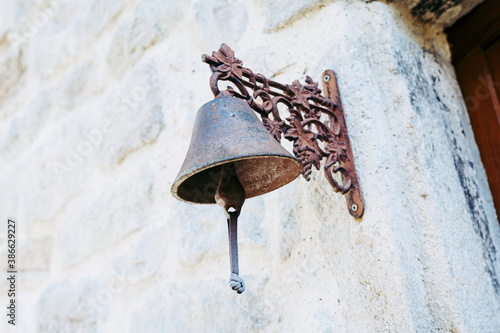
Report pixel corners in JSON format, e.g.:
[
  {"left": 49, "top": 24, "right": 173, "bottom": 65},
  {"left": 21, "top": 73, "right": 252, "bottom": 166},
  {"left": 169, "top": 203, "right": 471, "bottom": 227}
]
[{"left": 0, "top": 0, "right": 499, "bottom": 332}]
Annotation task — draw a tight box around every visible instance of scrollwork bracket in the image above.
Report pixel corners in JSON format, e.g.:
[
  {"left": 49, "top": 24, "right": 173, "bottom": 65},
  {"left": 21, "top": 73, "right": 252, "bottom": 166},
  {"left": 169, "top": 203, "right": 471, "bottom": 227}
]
[{"left": 202, "top": 44, "right": 364, "bottom": 218}]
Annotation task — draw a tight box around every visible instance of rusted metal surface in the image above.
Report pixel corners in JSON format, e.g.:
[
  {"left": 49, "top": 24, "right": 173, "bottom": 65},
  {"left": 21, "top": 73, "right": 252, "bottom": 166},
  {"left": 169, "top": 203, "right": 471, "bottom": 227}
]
[
  {"left": 171, "top": 96, "right": 302, "bottom": 204},
  {"left": 322, "top": 70, "right": 364, "bottom": 218},
  {"left": 202, "top": 44, "right": 364, "bottom": 218}
]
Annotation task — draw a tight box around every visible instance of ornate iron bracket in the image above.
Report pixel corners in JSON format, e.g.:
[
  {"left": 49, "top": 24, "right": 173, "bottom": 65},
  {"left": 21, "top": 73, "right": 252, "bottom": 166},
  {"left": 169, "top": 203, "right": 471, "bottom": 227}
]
[{"left": 202, "top": 44, "right": 364, "bottom": 218}]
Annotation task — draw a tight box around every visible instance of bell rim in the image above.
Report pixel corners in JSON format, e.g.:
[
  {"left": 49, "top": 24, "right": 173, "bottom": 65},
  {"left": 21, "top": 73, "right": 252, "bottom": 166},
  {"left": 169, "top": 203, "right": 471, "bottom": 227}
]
[{"left": 171, "top": 153, "right": 302, "bottom": 204}]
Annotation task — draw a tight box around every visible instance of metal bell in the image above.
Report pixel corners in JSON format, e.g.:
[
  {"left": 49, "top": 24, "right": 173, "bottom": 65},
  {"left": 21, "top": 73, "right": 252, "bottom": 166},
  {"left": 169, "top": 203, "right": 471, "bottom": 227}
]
[
  {"left": 171, "top": 96, "right": 301, "bottom": 204},
  {"left": 171, "top": 96, "right": 301, "bottom": 294}
]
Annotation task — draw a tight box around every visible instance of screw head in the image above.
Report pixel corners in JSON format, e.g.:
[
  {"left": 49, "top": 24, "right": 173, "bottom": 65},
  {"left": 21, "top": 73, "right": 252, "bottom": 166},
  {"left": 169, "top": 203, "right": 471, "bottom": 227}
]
[
  {"left": 351, "top": 203, "right": 358, "bottom": 212},
  {"left": 323, "top": 74, "right": 330, "bottom": 82}
]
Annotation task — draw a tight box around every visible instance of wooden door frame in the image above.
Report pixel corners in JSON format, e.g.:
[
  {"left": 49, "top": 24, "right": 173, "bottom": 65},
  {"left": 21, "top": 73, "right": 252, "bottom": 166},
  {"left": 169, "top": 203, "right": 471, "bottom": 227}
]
[
  {"left": 447, "top": 0, "right": 500, "bottom": 217},
  {"left": 447, "top": 0, "right": 500, "bottom": 66}
]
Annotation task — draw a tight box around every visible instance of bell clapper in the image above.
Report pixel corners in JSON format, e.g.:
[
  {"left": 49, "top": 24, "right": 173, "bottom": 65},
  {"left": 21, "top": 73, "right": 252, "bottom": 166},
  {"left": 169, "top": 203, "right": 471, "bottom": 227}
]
[{"left": 215, "top": 163, "right": 246, "bottom": 294}]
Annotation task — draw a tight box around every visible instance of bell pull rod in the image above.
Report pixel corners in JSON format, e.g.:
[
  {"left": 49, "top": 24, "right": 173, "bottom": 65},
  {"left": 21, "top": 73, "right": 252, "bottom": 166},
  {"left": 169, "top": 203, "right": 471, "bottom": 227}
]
[{"left": 227, "top": 212, "right": 245, "bottom": 293}]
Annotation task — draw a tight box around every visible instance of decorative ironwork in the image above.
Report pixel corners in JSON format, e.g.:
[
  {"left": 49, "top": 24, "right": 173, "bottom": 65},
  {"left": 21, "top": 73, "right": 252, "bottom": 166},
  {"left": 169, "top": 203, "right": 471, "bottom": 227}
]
[{"left": 202, "top": 44, "right": 364, "bottom": 218}]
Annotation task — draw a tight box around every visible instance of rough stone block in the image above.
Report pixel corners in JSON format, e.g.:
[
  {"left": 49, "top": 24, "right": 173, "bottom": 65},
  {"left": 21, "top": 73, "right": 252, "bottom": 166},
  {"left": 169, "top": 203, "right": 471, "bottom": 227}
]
[
  {"left": 129, "top": 279, "right": 275, "bottom": 332},
  {"left": 261, "top": 0, "right": 328, "bottom": 32},
  {"left": 190, "top": 0, "right": 248, "bottom": 46},
  {"left": 112, "top": 226, "right": 167, "bottom": 285},
  {"left": 55, "top": 164, "right": 155, "bottom": 267},
  {"left": 94, "top": 61, "right": 166, "bottom": 167},
  {"left": 37, "top": 280, "right": 108, "bottom": 333},
  {"left": 0, "top": 47, "right": 26, "bottom": 109},
  {"left": 106, "top": 0, "right": 189, "bottom": 77}
]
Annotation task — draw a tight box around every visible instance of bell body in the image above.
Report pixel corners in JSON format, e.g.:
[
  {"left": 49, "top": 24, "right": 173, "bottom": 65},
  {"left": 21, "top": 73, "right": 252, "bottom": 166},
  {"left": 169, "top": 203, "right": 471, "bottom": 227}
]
[{"left": 171, "top": 96, "right": 302, "bottom": 204}]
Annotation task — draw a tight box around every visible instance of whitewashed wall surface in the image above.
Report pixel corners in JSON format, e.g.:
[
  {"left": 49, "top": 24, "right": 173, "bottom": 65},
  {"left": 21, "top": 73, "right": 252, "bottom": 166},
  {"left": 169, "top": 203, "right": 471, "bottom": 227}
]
[{"left": 0, "top": 0, "right": 499, "bottom": 332}]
